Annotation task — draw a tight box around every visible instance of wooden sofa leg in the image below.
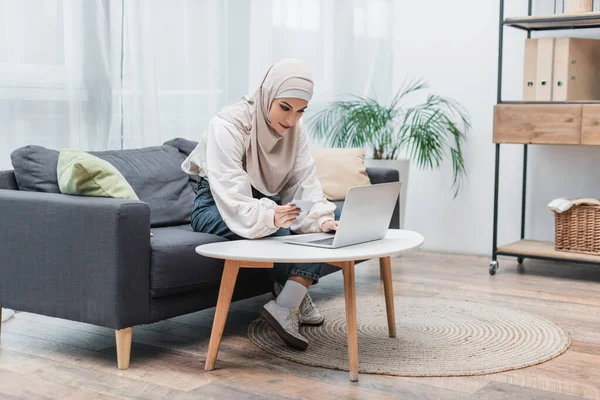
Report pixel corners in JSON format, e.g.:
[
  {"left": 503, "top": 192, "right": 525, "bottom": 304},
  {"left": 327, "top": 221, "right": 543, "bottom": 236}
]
[{"left": 115, "top": 327, "right": 133, "bottom": 370}]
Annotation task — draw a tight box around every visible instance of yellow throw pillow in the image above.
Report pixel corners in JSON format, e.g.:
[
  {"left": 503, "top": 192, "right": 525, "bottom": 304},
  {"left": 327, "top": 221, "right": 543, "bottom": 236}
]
[
  {"left": 310, "top": 148, "right": 371, "bottom": 201},
  {"left": 57, "top": 149, "right": 139, "bottom": 200}
]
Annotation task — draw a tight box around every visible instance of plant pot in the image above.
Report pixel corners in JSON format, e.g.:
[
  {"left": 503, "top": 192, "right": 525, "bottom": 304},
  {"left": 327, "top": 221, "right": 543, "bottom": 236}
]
[
  {"left": 364, "top": 158, "right": 410, "bottom": 229},
  {"left": 564, "top": 0, "right": 593, "bottom": 13}
]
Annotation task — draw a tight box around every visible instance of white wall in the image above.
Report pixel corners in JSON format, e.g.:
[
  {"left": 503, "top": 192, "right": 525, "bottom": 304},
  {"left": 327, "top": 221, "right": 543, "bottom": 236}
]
[{"left": 393, "top": 0, "right": 600, "bottom": 256}]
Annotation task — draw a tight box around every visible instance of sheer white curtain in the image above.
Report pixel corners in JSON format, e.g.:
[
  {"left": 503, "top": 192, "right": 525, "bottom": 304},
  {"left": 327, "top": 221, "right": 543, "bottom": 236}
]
[
  {"left": 117, "top": 0, "right": 394, "bottom": 146},
  {"left": 115, "top": 0, "right": 226, "bottom": 149},
  {"left": 0, "top": 0, "right": 226, "bottom": 169},
  {"left": 0, "top": 0, "right": 392, "bottom": 165},
  {"left": 247, "top": 0, "right": 393, "bottom": 118},
  {"left": 0, "top": 0, "right": 117, "bottom": 169}
]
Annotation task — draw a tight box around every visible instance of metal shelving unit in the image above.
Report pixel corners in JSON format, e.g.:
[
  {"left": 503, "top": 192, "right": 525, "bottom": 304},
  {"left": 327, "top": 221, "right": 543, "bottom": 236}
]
[
  {"left": 490, "top": 0, "right": 600, "bottom": 275},
  {"left": 505, "top": 11, "right": 600, "bottom": 30}
]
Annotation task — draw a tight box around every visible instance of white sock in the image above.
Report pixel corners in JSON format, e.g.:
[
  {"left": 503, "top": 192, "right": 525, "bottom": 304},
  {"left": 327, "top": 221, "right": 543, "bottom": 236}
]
[{"left": 275, "top": 280, "right": 308, "bottom": 310}]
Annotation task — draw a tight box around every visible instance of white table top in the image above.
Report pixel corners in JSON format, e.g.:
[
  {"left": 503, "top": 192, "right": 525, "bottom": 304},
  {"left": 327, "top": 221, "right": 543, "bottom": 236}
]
[{"left": 195, "top": 229, "right": 424, "bottom": 263}]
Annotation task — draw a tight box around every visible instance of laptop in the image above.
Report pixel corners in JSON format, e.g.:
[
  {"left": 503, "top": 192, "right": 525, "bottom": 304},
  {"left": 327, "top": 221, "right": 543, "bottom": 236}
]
[{"left": 284, "top": 182, "right": 401, "bottom": 249}]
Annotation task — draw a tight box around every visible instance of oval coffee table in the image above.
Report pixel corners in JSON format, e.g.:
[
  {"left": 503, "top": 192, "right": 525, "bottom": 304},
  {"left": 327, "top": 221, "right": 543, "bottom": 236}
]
[{"left": 196, "top": 229, "right": 424, "bottom": 382}]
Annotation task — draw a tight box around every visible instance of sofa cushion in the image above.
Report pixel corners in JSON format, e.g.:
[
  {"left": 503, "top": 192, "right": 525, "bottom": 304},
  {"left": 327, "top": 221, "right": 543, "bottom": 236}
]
[
  {"left": 11, "top": 145, "right": 62, "bottom": 193},
  {"left": 163, "top": 137, "right": 200, "bottom": 193},
  {"left": 150, "top": 225, "right": 228, "bottom": 297},
  {"left": 0, "top": 170, "right": 18, "bottom": 191},
  {"left": 310, "top": 148, "right": 371, "bottom": 201},
  {"left": 10, "top": 145, "right": 195, "bottom": 227},
  {"left": 92, "top": 147, "right": 195, "bottom": 226},
  {"left": 163, "top": 137, "right": 198, "bottom": 158},
  {"left": 57, "top": 149, "right": 139, "bottom": 200}
]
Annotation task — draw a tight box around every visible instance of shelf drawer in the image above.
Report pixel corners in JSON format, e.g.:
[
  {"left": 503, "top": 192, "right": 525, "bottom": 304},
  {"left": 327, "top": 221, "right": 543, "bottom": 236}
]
[
  {"left": 582, "top": 105, "right": 600, "bottom": 145},
  {"left": 493, "top": 104, "right": 582, "bottom": 145}
]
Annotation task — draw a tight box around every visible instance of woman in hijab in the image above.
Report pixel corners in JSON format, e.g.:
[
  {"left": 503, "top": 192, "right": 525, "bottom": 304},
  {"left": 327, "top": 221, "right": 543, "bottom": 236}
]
[{"left": 182, "top": 59, "right": 339, "bottom": 350}]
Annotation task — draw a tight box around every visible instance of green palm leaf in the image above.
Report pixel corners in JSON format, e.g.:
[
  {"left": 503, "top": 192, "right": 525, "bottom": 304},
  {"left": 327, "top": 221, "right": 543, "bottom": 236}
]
[{"left": 307, "top": 79, "right": 470, "bottom": 198}]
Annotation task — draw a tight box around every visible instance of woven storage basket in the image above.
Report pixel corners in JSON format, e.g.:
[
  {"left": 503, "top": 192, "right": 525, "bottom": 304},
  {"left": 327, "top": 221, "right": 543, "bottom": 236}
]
[{"left": 554, "top": 204, "right": 600, "bottom": 255}]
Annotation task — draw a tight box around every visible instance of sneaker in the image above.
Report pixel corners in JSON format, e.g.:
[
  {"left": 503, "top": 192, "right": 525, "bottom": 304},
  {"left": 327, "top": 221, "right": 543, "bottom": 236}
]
[
  {"left": 260, "top": 300, "right": 309, "bottom": 350},
  {"left": 273, "top": 282, "right": 325, "bottom": 327},
  {"left": 299, "top": 292, "right": 325, "bottom": 326}
]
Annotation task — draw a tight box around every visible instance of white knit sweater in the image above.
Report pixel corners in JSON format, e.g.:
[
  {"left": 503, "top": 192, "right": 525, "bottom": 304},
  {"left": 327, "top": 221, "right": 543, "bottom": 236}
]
[{"left": 181, "top": 116, "right": 335, "bottom": 239}]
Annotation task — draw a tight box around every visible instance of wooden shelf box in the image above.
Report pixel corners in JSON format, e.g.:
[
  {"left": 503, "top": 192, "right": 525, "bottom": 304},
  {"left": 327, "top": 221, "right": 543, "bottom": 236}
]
[{"left": 493, "top": 104, "right": 600, "bottom": 145}]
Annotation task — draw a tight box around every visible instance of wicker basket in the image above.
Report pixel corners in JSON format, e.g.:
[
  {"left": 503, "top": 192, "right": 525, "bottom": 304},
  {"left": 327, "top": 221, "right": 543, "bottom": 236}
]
[{"left": 554, "top": 204, "right": 600, "bottom": 255}]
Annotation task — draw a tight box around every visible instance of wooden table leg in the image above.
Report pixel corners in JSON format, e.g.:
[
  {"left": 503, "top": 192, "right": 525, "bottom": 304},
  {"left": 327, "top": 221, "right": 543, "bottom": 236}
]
[
  {"left": 205, "top": 259, "right": 240, "bottom": 371},
  {"left": 342, "top": 260, "right": 359, "bottom": 382},
  {"left": 380, "top": 256, "right": 396, "bottom": 338}
]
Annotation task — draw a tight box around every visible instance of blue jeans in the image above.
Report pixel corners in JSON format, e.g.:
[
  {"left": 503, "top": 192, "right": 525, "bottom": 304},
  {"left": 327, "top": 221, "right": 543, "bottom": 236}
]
[{"left": 191, "top": 178, "right": 341, "bottom": 284}]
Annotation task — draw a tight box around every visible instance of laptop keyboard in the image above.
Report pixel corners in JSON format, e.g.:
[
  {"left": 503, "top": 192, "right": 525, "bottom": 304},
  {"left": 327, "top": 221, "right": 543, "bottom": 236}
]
[{"left": 309, "top": 237, "right": 335, "bottom": 246}]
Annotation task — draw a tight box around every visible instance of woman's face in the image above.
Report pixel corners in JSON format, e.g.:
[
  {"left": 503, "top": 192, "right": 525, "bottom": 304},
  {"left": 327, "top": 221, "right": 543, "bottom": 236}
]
[{"left": 268, "top": 97, "right": 308, "bottom": 135}]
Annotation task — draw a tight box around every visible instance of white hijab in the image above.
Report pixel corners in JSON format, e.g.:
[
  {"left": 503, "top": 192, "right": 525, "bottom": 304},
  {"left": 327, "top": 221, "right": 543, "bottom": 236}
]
[{"left": 217, "top": 59, "right": 314, "bottom": 196}]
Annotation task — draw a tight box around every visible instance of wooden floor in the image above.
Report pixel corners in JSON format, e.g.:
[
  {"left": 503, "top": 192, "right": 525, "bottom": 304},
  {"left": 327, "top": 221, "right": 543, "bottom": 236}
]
[{"left": 2, "top": 251, "right": 600, "bottom": 399}]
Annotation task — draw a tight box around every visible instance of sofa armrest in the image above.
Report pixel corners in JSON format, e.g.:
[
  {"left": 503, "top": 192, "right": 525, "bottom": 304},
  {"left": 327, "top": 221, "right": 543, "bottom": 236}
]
[
  {"left": 366, "top": 167, "right": 399, "bottom": 185},
  {"left": 366, "top": 167, "right": 401, "bottom": 229},
  {"left": 0, "top": 190, "right": 151, "bottom": 329}
]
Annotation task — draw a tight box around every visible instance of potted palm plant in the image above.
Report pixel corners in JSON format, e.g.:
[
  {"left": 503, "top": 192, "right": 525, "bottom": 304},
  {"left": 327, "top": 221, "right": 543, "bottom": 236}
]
[{"left": 308, "top": 79, "right": 470, "bottom": 228}]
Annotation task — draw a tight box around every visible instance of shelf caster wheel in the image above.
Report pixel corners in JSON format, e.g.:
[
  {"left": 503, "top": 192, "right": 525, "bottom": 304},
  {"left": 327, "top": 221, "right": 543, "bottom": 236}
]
[
  {"left": 489, "top": 261, "right": 499, "bottom": 275},
  {"left": 517, "top": 258, "right": 526, "bottom": 273}
]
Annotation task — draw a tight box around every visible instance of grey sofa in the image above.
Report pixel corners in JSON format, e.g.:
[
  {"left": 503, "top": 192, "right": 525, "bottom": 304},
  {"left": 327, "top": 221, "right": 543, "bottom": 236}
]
[{"left": 0, "top": 138, "right": 400, "bottom": 369}]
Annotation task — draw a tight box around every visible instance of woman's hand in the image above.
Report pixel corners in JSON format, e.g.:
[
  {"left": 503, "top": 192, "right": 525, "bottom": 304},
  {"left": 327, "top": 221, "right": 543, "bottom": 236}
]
[
  {"left": 321, "top": 220, "right": 339, "bottom": 233},
  {"left": 274, "top": 204, "right": 301, "bottom": 228}
]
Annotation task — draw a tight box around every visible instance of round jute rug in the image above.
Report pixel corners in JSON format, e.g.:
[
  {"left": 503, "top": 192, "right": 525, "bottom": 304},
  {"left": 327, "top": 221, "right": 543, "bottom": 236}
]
[{"left": 248, "top": 296, "right": 571, "bottom": 377}]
